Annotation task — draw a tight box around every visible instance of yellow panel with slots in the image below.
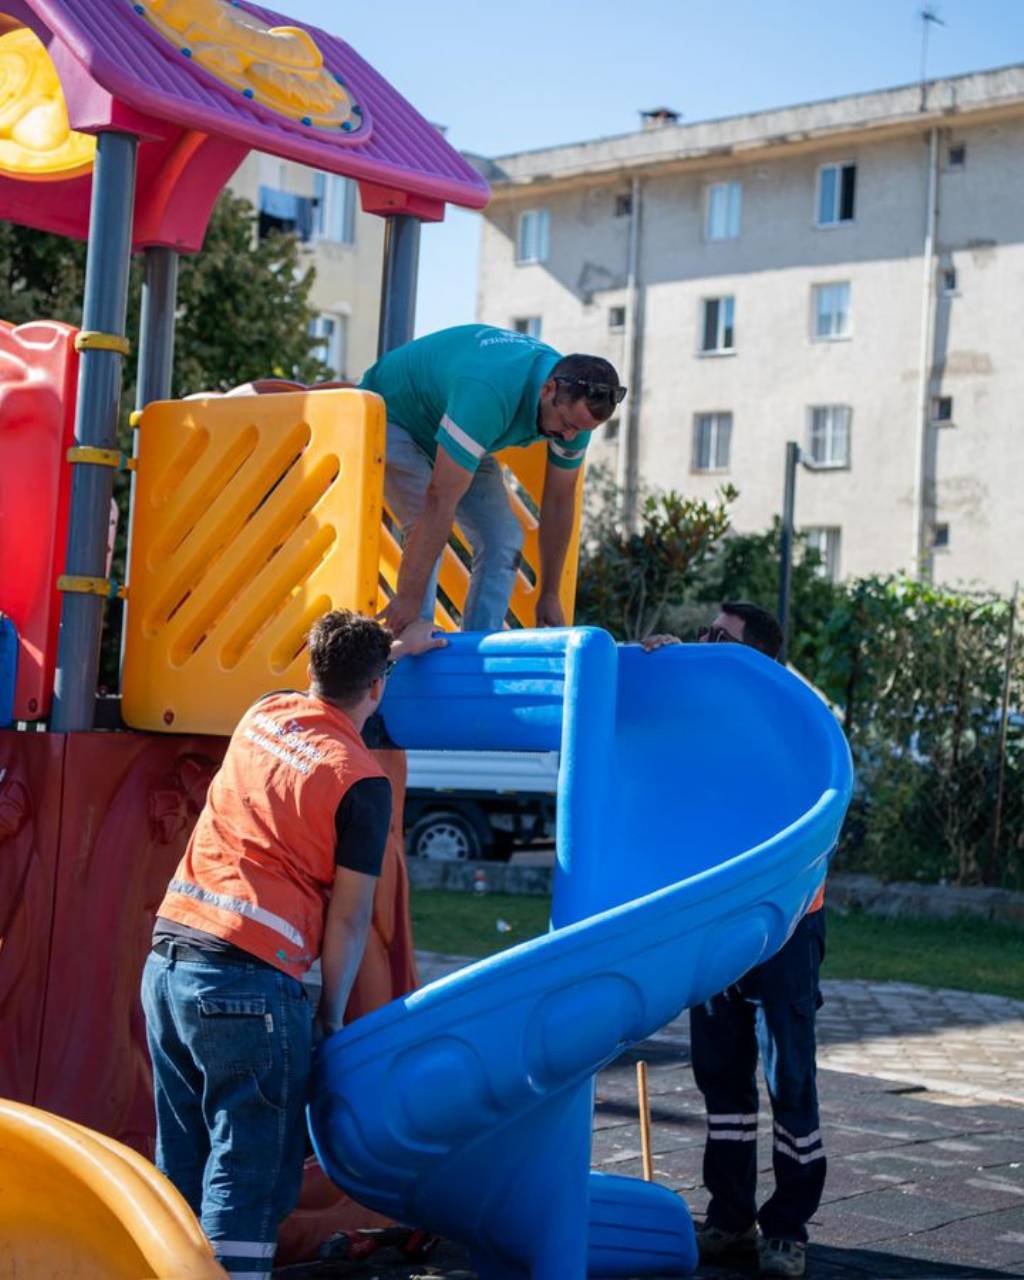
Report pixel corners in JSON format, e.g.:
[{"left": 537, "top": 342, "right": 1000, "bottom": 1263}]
[{"left": 122, "top": 390, "right": 385, "bottom": 734}]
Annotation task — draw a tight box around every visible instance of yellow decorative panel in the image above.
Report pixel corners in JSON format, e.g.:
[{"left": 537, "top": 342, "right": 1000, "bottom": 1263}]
[
  {"left": 378, "top": 441, "right": 585, "bottom": 631},
  {"left": 122, "top": 390, "right": 385, "bottom": 734},
  {"left": 132, "top": 0, "right": 359, "bottom": 129},
  {"left": 0, "top": 28, "right": 95, "bottom": 179}
]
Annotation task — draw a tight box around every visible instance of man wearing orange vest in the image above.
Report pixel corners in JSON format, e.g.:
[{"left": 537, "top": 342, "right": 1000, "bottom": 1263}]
[
  {"left": 645, "top": 603, "right": 826, "bottom": 1279},
  {"left": 141, "top": 610, "right": 442, "bottom": 1278}
]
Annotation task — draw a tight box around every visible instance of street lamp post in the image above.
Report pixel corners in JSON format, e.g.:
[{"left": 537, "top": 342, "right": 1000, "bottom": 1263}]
[{"left": 777, "top": 441, "right": 801, "bottom": 664}]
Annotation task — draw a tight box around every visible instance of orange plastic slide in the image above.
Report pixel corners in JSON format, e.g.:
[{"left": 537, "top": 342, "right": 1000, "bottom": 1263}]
[{"left": 0, "top": 1099, "right": 226, "bottom": 1278}]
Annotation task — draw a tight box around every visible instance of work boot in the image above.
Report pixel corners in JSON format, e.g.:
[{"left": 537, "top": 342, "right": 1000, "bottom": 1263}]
[
  {"left": 696, "top": 1220, "right": 759, "bottom": 1261},
  {"left": 758, "top": 1236, "right": 806, "bottom": 1277}
]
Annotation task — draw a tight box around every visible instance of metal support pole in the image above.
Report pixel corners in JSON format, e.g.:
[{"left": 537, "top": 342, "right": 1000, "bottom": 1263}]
[
  {"left": 778, "top": 441, "right": 800, "bottom": 664},
  {"left": 136, "top": 247, "right": 179, "bottom": 407},
  {"left": 377, "top": 214, "right": 421, "bottom": 357},
  {"left": 119, "top": 246, "right": 179, "bottom": 674},
  {"left": 51, "top": 131, "right": 138, "bottom": 731}
]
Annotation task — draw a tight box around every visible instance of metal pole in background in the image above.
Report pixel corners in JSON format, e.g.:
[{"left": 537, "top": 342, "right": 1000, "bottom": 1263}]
[
  {"left": 778, "top": 441, "right": 800, "bottom": 664},
  {"left": 119, "top": 247, "right": 180, "bottom": 674},
  {"left": 136, "top": 247, "right": 179, "bottom": 406},
  {"left": 52, "top": 131, "right": 138, "bottom": 732},
  {"left": 377, "top": 214, "right": 421, "bottom": 357}
]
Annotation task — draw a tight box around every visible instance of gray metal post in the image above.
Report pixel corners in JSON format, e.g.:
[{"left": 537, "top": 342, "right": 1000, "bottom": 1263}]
[
  {"left": 51, "top": 131, "right": 138, "bottom": 731},
  {"left": 118, "top": 246, "right": 179, "bottom": 674},
  {"left": 777, "top": 441, "right": 800, "bottom": 664},
  {"left": 136, "top": 247, "right": 179, "bottom": 406},
  {"left": 377, "top": 214, "right": 421, "bottom": 356}
]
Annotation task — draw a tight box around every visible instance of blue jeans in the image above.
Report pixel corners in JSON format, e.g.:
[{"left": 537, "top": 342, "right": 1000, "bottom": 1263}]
[
  {"left": 141, "top": 947, "right": 313, "bottom": 1275},
  {"left": 384, "top": 422, "right": 524, "bottom": 632},
  {"left": 690, "top": 911, "right": 826, "bottom": 1244}
]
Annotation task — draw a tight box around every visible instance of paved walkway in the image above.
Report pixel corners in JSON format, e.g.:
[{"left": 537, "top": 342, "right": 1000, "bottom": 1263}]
[
  {"left": 417, "top": 953, "right": 1024, "bottom": 1108},
  {"left": 276, "top": 956, "right": 1024, "bottom": 1278}
]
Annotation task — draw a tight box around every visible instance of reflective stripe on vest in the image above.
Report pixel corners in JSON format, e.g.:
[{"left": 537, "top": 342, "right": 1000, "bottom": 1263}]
[{"left": 167, "top": 878, "right": 306, "bottom": 951}]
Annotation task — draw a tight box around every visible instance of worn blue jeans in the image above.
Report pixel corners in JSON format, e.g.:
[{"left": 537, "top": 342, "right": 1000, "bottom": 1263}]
[
  {"left": 690, "top": 910, "right": 827, "bottom": 1244},
  {"left": 141, "top": 947, "right": 313, "bottom": 1275},
  {"left": 384, "top": 422, "right": 524, "bottom": 632}
]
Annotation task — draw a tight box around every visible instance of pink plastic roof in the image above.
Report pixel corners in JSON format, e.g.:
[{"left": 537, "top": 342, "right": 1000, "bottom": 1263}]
[{"left": 0, "top": 0, "right": 488, "bottom": 248}]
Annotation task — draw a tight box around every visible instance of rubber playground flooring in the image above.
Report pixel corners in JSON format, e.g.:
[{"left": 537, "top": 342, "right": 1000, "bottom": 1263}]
[{"left": 277, "top": 1043, "right": 1024, "bottom": 1280}]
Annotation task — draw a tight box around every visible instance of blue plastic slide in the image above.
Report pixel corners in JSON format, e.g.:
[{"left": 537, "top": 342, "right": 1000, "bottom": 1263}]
[{"left": 310, "top": 628, "right": 852, "bottom": 1280}]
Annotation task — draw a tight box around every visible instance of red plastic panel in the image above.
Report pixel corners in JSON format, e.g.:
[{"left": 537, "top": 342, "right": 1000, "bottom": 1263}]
[
  {"left": 33, "top": 731, "right": 226, "bottom": 1150},
  {"left": 0, "top": 321, "right": 79, "bottom": 720},
  {"left": 0, "top": 729, "right": 65, "bottom": 1104}
]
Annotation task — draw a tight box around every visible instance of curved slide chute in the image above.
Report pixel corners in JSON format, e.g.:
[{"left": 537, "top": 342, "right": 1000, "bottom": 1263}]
[
  {"left": 310, "top": 629, "right": 853, "bottom": 1280},
  {"left": 0, "top": 1099, "right": 226, "bottom": 1277}
]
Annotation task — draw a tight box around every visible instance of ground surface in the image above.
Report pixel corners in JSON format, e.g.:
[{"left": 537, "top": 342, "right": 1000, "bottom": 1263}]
[{"left": 273, "top": 951, "right": 1024, "bottom": 1280}]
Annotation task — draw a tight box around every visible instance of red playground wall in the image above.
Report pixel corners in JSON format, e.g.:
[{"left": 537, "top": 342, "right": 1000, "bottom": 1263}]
[{"left": 0, "top": 728, "right": 418, "bottom": 1260}]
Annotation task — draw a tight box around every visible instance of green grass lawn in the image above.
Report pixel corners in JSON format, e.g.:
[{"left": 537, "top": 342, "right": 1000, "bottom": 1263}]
[{"left": 410, "top": 890, "right": 1024, "bottom": 999}]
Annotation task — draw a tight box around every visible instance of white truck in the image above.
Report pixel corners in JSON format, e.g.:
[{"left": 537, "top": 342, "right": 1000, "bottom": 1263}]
[{"left": 404, "top": 750, "right": 559, "bottom": 861}]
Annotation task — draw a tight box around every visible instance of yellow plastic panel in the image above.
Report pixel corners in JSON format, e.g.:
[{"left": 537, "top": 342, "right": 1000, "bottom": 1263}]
[
  {"left": 134, "top": 0, "right": 358, "bottom": 128},
  {"left": 0, "top": 28, "right": 96, "bottom": 179},
  {"left": 0, "top": 1099, "right": 226, "bottom": 1278},
  {"left": 378, "top": 440, "right": 584, "bottom": 631},
  {"left": 123, "top": 390, "right": 384, "bottom": 734}
]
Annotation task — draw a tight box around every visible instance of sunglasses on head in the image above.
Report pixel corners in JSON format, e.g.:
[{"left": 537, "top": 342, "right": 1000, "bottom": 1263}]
[
  {"left": 697, "top": 624, "right": 738, "bottom": 644},
  {"left": 553, "top": 376, "right": 627, "bottom": 406}
]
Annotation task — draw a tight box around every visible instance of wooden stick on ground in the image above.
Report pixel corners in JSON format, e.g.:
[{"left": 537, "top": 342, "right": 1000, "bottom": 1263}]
[{"left": 636, "top": 1059, "right": 653, "bottom": 1182}]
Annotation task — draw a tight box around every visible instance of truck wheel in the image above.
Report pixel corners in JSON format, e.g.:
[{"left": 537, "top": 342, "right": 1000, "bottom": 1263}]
[{"left": 407, "top": 810, "right": 482, "bottom": 861}]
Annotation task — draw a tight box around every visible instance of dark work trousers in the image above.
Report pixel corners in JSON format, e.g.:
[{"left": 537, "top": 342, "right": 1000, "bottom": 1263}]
[{"left": 690, "top": 909, "right": 826, "bottom": 1244}]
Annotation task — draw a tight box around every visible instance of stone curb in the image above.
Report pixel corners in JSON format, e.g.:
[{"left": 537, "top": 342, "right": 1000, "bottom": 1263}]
[{"left": 407, "top": 859, "right": 1024, "bottom": 926}]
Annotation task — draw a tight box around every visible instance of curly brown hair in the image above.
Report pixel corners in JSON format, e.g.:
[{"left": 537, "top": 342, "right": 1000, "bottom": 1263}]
[{"left": 307, "top": 610, "right": 392, "bottom": 705}]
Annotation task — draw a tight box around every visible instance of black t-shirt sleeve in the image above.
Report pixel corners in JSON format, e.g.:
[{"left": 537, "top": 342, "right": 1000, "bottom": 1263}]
[{"left": 333, "top": 776, "right": 392, "bottom": 876}]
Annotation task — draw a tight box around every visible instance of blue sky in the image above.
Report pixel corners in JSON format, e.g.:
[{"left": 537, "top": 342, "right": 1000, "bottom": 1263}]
[{"left": 288, "top": 0, "right": 1024, "bottom": 336}]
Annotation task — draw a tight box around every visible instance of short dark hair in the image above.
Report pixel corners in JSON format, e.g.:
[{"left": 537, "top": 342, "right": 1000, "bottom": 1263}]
[
  {"left": 307, "top": 610, "right": 392, "bottom": 705},
  {"left": 721, "top": 601, "right": 783, "bottom": 659},
  {"left": 550, "top": 353, "right": 622, "bottom": 422}
]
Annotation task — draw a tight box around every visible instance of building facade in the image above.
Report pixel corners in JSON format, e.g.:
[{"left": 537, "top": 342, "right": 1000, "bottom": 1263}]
[
  {"left": 476, "top": 67, "right": 1024, "bottom": 591},
  {"left": 228, "top": 151, "right": 385, "bottom": 383}
]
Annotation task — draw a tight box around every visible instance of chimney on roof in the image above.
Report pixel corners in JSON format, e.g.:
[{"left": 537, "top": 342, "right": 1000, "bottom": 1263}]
[{"left": 640, "top": 106, "right": 680, "bottom": 130}]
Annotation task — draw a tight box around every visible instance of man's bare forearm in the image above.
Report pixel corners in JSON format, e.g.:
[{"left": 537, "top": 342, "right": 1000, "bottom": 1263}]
[
  {"left": 318, "top": 907, "right": 373, "bottom": 1036},
  {"left": 538, "top": 489, "right": 575, "bottom": 594},
  {"left": 397, "top": 494, "right": 458, "bottom": 606}
]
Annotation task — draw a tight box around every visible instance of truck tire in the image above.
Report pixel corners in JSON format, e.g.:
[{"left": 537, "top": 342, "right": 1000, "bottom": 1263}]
[{"left": 407, "top": 809, "right": 483, "bottom": 861}]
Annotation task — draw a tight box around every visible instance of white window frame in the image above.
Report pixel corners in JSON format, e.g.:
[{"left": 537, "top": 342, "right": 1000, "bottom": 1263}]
[
  {"left": 804, "top": 527, "right": 842, "bottom": 581},
  {"left": 309, "top": 311, "right": 348, "bottom": 378},
  {"left": 807, "top": 404, "right": 852, "bottom": 469},
  {"left": 312, "top": 172, "right": 356, "bottom": 245},
  {"left": 812, "top": 282, "right": 851, "bottom": 341},
  {"left": 515, "top": 208, "right": 550, "bottom": 265},
  {"left": 512, "top": 316, "right": 543, "bottom": 338},
  {"left": 705, "top": 181, "right": 742, "bottom": 241},
  {"left": 816, "top": 162, "right": 857, "bottom": 227},
  {"left": 692, "top": 412, "right": 732, "bottom": 473},
  {"left": 699, "top": 295, "right": 736, "bottom": 354}
]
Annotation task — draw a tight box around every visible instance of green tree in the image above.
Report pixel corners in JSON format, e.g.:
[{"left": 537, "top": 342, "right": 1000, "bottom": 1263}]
[
  {"left": 0, "top": 190, "right": 331, "bottom": 409},
  {"left": 0, "top": 192, "right": 332, "bottom": 688},
  {"left": 693, "top": 520, "right": 841, "bottom": 672},
  {"left": 576, "top": 463, "right": 737, "bottom": 641}
]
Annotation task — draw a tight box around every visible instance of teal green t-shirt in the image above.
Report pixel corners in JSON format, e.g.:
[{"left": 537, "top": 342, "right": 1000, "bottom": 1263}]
[{"left": 359, "top": 325, "right": 588, "bottom": 474}]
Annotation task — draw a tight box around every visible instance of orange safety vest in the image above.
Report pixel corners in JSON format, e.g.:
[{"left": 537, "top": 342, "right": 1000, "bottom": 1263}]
[
  {"left": 808, "top": 883, "right": 826, "bottom": 914},
  {"left": 157, "top": 692, "right": 385, "bottom": 979}
]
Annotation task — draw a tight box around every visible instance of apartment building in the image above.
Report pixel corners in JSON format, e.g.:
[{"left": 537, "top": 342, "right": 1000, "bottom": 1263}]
[
  {"left": 476, "top": 68, "right": 1024, "bottom": 590},
  {"left": 228, "top": 151, "right": 385, "bottom": 383}
]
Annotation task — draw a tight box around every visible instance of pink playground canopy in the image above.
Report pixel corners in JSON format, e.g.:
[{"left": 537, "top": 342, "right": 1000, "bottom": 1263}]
[{"left": 0, "top": 0, "right": 489, "bottom": 250}]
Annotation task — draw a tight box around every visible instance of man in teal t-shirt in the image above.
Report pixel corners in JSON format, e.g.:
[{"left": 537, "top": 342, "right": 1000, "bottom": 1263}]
[{"left": 359, "top": 325, "right": 624, "bottom": 634}]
